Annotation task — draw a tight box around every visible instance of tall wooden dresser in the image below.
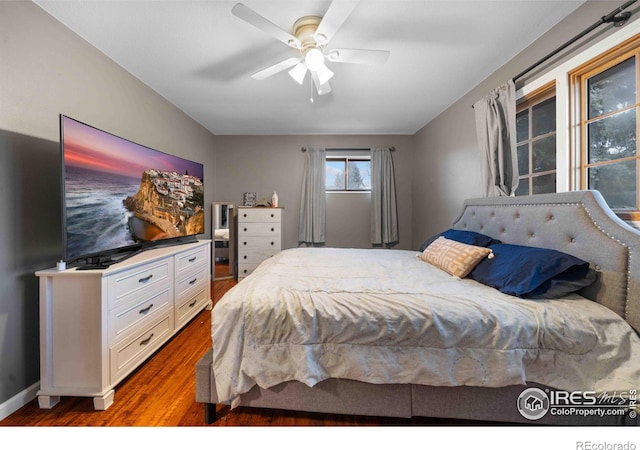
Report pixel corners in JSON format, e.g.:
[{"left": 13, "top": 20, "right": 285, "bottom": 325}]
[{"left": 237, "top": 207, "right": 283, "bottom": 280}]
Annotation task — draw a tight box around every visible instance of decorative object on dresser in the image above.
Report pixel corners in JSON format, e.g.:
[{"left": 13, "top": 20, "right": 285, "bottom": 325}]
[
  {"left": 237, "top": 207, "right": 283, "bottom": 280},
  {"left": 242, "top": 192, "right": 257, "bottom": 207},
  {"left": 36, "top": 240, "right": 212, "bottom": 411}
]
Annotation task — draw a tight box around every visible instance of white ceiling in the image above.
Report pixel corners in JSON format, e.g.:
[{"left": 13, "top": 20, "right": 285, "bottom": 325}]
[{"left": 34, "top": 0, "right": 584, "bottom": 135}]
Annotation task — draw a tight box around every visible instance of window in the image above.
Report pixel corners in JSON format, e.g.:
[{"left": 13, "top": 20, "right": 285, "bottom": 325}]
[
  {"left": 515, "top": 85, "right": 557, "bottom": 196},
  {"left": 326, "top": 157, "right": 371, "bottom": 191},
  {"left": 570, "top": 34, "right": 640, "bottom": 220}
]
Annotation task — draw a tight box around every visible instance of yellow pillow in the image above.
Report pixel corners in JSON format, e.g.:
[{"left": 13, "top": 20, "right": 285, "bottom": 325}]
[{"left": 421, "top": 236, "right": 493, "bottom": 278}]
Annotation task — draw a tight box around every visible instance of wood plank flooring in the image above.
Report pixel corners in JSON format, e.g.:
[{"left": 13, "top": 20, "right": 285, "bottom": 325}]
[{"left": 0, "top": 278, "right": 480, "bottom": 427}]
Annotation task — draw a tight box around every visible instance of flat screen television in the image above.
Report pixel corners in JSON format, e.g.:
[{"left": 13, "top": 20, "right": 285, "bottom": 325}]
[{"left": 60, "top": 115, "right": 205, "bottom": 269}]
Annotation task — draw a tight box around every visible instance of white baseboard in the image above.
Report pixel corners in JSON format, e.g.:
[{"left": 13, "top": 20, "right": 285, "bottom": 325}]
[{"left": 0, "top": 381, "right": 39, "bottom": 421}]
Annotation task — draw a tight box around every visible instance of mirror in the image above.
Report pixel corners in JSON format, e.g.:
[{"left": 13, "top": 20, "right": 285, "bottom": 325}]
[{"left": 212, "top": 202, "right": 236, "bottom": 280}]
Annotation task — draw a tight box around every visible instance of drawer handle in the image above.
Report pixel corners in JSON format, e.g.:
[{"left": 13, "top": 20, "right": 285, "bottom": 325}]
[
  {"left": 244, "top": 227, "right": 247, "bottom": 232},
  {"left": 189, "top": 278, "right": 198, "bottom": 285},
  {"left": 138, "top": 274, "right": 153, "bottom": 284},
  {"left": 271, "top": 242, "right": 274, "bottom": 246},
  {"left": 270, "top": 214, "right": 274, "bottom": 217},
  {"left": 140, "top": 333, "right": 154, "bottom": 346},
  {"left": 243, "top": 269, "right": 248, "bottom": 273},
  {"left": 243, "top": 255, "right": 247, "bottom": 259},
  {"left": 188, "top": 299, "right": 198, "bottom": 308},
  {"left": 188, "top": 256, "right": 197, "bottom": 263},
  {"left": 139, "top": 304, "right": 154, "bottom": 315},
  {"left": 243, "top": 213, "right": 247, "bottom": 217},
  {"left": 243, "top": 241, "right": 247, "bottom": 246},
  {"left": 271, "top": 228, "right": 274, "bottom": 232}
]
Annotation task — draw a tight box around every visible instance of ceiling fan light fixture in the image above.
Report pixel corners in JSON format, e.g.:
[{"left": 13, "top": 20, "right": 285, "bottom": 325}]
[
  {"left": 233, "top": 2, "right": 390, "bottom": 101},
  {"left": 304, "top": 48, "right": 325, "bottom": 72},
  {"left": 325, "top": 50, "right": 339, "bottom": 62},
  {"left": 315, "top": 64, "right": 334, "bottom": 85},
  {"left": 315, "top": 32, "right": 328, "bottom": 45},
  {"left": 288, "top": 62, "right": 308, "bottom": 84}
]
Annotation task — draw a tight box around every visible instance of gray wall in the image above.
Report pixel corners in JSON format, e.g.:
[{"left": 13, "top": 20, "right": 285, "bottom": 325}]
[
  {"left": 213, "top": 135, "right": 414, "bottom": 250},
  {"left": 0, "top": 1, "right": 217, "bottom": 410},
  {"left": 411, "top": 1, "right": 640, "bottom": 248}
]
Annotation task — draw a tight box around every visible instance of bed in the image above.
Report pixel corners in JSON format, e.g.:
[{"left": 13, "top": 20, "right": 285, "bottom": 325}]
[{"left": 196, "top": 191, "right": 640, "bottom": 425}]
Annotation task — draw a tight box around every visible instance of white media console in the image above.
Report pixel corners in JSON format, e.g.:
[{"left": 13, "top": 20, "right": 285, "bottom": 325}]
[{"left": 35, "top": 240, "right": 212, "bottom": 410}]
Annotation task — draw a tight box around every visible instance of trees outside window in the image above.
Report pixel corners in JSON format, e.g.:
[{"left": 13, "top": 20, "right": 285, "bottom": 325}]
[{"left": 326, "top": 157, "right": 371, "bottom": 191}]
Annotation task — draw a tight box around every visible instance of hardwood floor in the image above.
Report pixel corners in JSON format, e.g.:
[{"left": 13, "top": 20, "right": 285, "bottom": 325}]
[{"left": 0, "top": 278, "right": 486, "bottom": 427}]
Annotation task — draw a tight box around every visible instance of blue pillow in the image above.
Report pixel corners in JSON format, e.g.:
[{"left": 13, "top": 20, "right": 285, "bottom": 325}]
[
  {"left": 468, "top": 243, "right": 594, "bottom": 298},
  {"left": 418, "top": 229, "right": 500, "bottom": 252}
]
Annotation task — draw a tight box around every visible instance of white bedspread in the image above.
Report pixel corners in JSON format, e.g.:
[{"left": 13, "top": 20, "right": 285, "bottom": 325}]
[{"left": 212, "top": 247, "right": 640, "bottom": 406}]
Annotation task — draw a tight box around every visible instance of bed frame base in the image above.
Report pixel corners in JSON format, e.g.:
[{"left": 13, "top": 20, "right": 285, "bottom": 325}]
[
  {"left": 204, "top": 402, "right": 217, "bottom": 424},
  {"left": 195, "top": 349, "right": 637, "bottom": 426}
]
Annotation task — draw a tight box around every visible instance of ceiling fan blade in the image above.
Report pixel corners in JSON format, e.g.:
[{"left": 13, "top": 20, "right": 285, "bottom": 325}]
[
  {"left": 251, "top": 57, "right": 301, "bottom": 80},
  {"left": 232, "top": 3, "right": 301, "bottom": 49},
  {"left": 314, "top": 0, "right": 359, "bottom": 45},
  {"left": 326, "top": 48, "right": 390, "bottom": 65},
  {"left": 311, "top": 71, "right": 332, "bottom": 95}
]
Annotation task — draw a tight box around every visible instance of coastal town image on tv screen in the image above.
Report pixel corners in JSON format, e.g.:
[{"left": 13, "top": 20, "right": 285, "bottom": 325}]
[{"left": 62, "top": 116, "right": 204, "bottom": 260}]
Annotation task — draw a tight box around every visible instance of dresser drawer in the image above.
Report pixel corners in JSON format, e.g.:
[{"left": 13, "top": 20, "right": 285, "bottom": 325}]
[
  {"left": 238, "top": 208, "right": 281, "bottom": 222},
  {"left": 109, "top": 259, "right": 171, "bottom": 308},
  {"left": 238, "top": 222, "right": 281, "bottom": 237},
  {"left": 238, "top": 235, "right": 281, "bottom": 250},
  {"left": 176, "top": 245, "right": 208, "bottom": 275},
  {"left": 175, "top": 288, "right": 209, "bottom": 328},
  {"left": 110, "top": 313, "right": 173, "bottom": 384},
  {"left": 238, "top": 245, "right": 280, "bottom": 264},
  {"left": 238, "top": 263, "right": 262, "bottom": 278},
  {"left": 110, "top": 287, "right": 171, "bottom": 343},
  {"left": 176, "top": 265, "right": 208, "bottom": 302}
]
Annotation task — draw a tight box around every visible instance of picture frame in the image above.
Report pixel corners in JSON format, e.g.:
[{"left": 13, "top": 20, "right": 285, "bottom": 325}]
[{"left": 243, "top": 192, "right": 257, "bottom": 207}]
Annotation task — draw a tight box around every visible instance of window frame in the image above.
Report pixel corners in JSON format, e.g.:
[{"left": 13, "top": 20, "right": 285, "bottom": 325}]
[
  {"left": 325, "top": 156, "right": 372, "bottom": 192},
  {"left": 569, "top": 33, "right": 640, "bottom": 221},
  {"left": 515, "top": 82, "right": 557, "bottom": 197},
  {"left": 515, "top": 21, "right": 640, "bottom": 225}
]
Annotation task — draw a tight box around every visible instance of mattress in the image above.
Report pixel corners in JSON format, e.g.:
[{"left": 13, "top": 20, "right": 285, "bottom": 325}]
[{"left": 211, "top": 247, "right": 640, "bottom": 407}]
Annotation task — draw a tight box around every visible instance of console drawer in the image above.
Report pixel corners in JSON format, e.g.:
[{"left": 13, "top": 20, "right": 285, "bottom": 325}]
[
  {"left": 109, "top": 259, "right": 171, "bottom": 308},
  {"left": 110, "top": 313, "right": 173, "bottom": 384},
  {"left": 176, "top": 265, "right": 208, "bottom": 302},
  {"left": 110, "top": 287, "right": 171, "bottom": 343},
  {"left": 176, "top": 245, "right": 208, "bottom": 275},
  {"left": 175, "top": 288, "right": 209, "bottom": 328}
]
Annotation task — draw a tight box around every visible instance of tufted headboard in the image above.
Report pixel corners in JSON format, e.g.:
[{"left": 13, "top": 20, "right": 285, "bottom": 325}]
[{"left": 452, "top": 190, "right": 640, "bottom": 333}]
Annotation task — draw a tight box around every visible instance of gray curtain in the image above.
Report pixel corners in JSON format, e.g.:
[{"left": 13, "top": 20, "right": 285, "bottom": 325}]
[
  {"left": 298, "top": 148, "right": 326, "bottom": 245},
  {"left": 371, "top": 148, "right": 398, "bottom": 247},
  {"left": 473, "top": 79, "right": 519, "bottom": 197}
]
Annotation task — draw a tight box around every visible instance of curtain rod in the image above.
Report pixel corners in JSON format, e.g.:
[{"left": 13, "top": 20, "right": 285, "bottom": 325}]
[
  {"left": 512, "top": 0, "right": 637, "bottom": 82},
  {"left": 301, "top": 147, "right": 395, "bottom": 152}
]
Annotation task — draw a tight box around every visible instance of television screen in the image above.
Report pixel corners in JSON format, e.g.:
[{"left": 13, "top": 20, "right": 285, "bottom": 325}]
[{"left": 61, "top": 115, "right": 205, "bottom": 268}]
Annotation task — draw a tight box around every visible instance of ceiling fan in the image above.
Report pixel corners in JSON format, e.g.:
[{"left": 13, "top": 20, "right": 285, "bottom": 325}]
[{"left": 231, "top": 1, "right": 390, "bottom": 98}]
